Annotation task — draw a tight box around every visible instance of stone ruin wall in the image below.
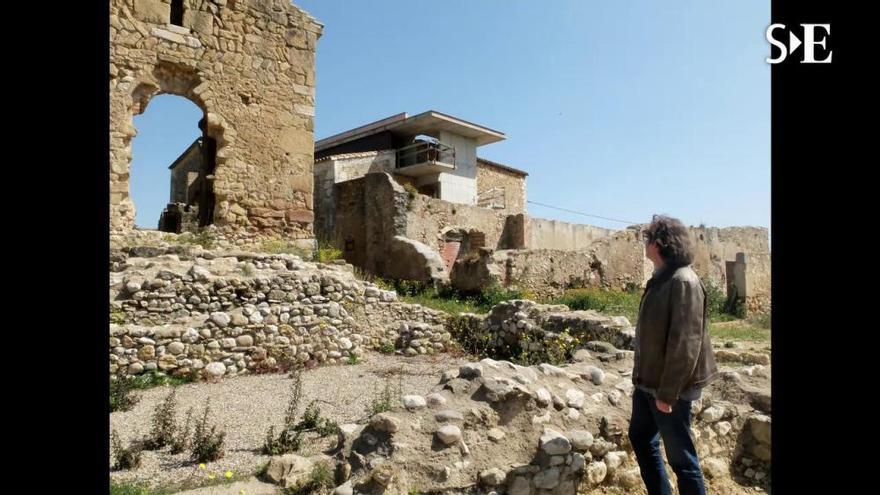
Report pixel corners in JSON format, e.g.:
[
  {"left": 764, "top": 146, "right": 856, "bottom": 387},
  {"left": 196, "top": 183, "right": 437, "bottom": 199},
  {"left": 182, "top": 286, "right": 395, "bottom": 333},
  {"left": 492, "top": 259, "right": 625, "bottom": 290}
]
[
  {"left": 321, "top": 172, "right": 769, "bottom": 305},
  {"left": 109, "top": 244, "right": 454, "bottom": 379},
  {"left": 456, "top": 225, "right": 771, "bottom": 306},
  {"left": 109, "top": 242, "right": 772, "bottom": 494},
  {"left": 110, "top": 0, "right": 321, "bottom": 247}
]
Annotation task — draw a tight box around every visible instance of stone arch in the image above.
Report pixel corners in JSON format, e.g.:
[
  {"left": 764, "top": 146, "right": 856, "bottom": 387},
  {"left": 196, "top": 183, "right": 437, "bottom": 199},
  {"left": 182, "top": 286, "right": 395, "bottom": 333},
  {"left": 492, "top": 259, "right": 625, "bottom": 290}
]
[{"left": 112, "top": 61, "right": 234, "bottom": 231}]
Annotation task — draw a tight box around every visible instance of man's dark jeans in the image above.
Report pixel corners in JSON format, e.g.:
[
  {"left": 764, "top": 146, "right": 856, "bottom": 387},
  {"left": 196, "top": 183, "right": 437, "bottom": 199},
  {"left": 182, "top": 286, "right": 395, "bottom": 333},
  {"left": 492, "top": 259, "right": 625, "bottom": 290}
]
[{"left": 628, "top": 387, "right": 707, "bottom": 495}]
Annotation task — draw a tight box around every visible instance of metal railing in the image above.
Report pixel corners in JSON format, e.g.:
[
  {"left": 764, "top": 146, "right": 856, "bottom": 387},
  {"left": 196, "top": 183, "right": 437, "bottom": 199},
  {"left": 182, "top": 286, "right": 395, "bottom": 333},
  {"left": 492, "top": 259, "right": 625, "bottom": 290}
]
[{"left": 395, "top": 141, "right": 456, "bottom": 169}]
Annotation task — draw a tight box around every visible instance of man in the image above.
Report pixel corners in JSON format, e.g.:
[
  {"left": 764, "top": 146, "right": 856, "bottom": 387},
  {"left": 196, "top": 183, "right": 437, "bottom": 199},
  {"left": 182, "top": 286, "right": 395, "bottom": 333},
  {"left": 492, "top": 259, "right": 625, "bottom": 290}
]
[{"left": 629, "top": 215, "right": 718, "bottom": 495}]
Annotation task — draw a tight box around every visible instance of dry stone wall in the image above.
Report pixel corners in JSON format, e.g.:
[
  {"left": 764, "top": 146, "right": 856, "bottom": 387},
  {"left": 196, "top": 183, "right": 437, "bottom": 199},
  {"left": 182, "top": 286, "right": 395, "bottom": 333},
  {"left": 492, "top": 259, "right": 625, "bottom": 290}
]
[
  {"left": 455, "top": 300, "right": 636, "bottom": 360},
  {"left": 109, "top": 245, "right": 451, "bottom": 378}
]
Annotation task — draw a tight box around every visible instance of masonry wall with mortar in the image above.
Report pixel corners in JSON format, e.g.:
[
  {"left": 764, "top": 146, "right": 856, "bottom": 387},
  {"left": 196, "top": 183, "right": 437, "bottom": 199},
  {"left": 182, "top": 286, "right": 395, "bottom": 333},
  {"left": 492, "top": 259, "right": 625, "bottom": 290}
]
[
  {"left": 453, "top": 226, "right": 771, "bottom": 303},
  {"left": 111, "top": 0, "right": 321, "bottom": 244},
  {"left": 476, "top": 160, "right": 527, "bottom": 214},
  {"left": 319, "top": 171, "right": 770, "bottom": 306}
]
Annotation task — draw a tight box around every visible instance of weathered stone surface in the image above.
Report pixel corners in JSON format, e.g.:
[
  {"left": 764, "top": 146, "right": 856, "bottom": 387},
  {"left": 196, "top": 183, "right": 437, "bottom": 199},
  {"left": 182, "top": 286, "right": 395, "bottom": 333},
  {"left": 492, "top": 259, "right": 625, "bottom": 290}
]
[
  {"left": 370, "top": 413, "right": 400, "bottom": 434},
  {"left": 265, "top": 454, "right": 314, "bottom": 486},
  {"left": 539, "top": 429, "right": 571, "bottom": 455},
  {"left": 436, "top": 425, "right": 462, "bottom": 445},
  {"left": 586, "top": 461, "right": 608, "bottom": 484},
  {"left": 749, "top": 414, "right": 771, "bottom": 444},
  {"left": 402, "top": 395, "right": 427, "bottom": 410},
  {"left": 110, "top": 0, "right": 322, "bottom": 239},
  {"left": 569, "top": 430, "right": 594, "bottom": 452},
  {"left": 479, "top": 468, "right": 506, "bottom": 487}
]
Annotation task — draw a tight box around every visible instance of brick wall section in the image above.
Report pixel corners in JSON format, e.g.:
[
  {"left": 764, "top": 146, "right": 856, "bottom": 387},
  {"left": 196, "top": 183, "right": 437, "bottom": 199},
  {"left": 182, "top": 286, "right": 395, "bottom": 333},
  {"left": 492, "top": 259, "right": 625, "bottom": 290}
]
[{"left": 440, "top": 240, "right": 461, "bottom": 272}]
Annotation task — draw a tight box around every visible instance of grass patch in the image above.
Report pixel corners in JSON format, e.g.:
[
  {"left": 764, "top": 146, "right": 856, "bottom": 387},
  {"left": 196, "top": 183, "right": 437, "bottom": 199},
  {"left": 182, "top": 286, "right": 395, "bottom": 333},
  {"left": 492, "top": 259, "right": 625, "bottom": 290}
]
[
  {"left": 393, "top": 280, "right": 529, "bottom": 315},
  {"left": 110, "top": 309, "right": 128, "bottom": 325},
  {"left": 259, "top": 239, "right": 311, "bottom": 258},
  {"left": 398, "top": 292, "right": 479, "bottom": 314},
  {"left": 110, "top": 376, "right": 140, "bottom": 412},
  {"left": 111, "top": 371, "right": 196, "bottom": 413},
  {"left": 549, "top": 287, "right": 642, "bottom": 324},
  {"left": 747, "top": 311, "right": 771, "bottom": 329},
  {"left": 548, "top": 279, "right": 756, "bottom": 325},
  {"left": 128, "top": 371, "right": 197, "bottom": 390},
  {"left": 448, "top": 315, "right": 583, "bottom": 366},
  {"left": 404, "top": 183, "right": 418, "bottom": 210},
  {"left": 313, "top": 240, "right": 343, "bottom": 263},
  {"left": 284, "top": 461, "right": 334, "bottom": 495},
  {"left": 710, "top": 322, "right": 770, "bottom": 342},
  {"left": 171, "top": 230, "right": 216, "bottom": 249},
  {"left": 109, "top": 481, "right": 172, "bottom": 495}
]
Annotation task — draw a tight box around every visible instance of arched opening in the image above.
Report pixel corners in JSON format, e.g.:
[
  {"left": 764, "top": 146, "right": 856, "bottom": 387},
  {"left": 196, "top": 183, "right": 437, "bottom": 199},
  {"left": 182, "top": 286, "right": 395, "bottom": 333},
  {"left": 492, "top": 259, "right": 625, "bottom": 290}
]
[
  {"left": 130, "top": 94, "right": 212, "bottom": 232},
  {"left": 170, "top": 0, "right": 185, "bottom": 27}
]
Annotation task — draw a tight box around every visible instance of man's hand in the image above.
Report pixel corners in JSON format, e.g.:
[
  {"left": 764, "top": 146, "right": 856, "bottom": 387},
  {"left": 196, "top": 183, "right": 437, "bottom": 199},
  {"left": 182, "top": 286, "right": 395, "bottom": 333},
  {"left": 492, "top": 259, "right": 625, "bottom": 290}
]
[{"left": 655, "top": 399, "right": 673, "bottom": 413}]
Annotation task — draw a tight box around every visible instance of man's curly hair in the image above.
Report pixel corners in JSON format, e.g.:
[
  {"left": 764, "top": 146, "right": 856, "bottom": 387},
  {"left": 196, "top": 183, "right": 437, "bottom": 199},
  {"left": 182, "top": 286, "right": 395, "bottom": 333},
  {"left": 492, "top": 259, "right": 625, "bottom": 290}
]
[{"left": 643, "top": 214, "right": 694, "bottom": 267}]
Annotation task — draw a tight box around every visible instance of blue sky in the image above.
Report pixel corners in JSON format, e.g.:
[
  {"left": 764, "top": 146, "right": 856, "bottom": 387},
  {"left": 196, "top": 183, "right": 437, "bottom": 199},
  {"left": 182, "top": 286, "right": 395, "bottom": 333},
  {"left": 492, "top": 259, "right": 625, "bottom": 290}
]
[{"left": 129, "top": 0, "right": 770, "bottom": 234}]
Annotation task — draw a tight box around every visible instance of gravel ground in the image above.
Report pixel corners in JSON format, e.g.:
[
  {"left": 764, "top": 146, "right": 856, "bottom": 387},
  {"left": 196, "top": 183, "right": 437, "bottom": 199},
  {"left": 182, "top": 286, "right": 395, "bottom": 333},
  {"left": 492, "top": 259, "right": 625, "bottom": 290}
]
[{"left": 110, "top": 351, "right": 469, "bottom": 491}]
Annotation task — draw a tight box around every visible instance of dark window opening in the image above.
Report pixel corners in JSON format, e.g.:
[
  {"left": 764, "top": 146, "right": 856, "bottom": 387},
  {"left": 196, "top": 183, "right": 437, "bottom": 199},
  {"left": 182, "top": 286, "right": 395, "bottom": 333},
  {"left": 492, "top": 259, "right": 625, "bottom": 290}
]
[
  {"left": 171, "top": 0, "right": 185, "bottom": 26},
  {"left": 418, "top": 183, "right": 438, "bottom": 198},
  {"left": 197, "top": 117, "right": 218, "bottom": 228}
]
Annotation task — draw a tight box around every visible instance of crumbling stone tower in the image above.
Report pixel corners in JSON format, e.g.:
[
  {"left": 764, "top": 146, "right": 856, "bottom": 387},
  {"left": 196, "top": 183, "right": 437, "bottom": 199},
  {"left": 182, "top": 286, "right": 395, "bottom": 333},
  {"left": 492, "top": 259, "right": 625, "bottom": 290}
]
[{"left": 110, "top": 0, "right": 321, "bottom": 243}]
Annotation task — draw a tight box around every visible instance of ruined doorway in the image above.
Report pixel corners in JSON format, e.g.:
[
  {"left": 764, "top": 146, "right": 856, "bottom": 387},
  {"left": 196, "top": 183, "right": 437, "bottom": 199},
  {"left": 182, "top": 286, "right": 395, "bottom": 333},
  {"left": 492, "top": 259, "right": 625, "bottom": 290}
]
[{"left": 130, "top": 93, "right": 216, "bottom": 232}]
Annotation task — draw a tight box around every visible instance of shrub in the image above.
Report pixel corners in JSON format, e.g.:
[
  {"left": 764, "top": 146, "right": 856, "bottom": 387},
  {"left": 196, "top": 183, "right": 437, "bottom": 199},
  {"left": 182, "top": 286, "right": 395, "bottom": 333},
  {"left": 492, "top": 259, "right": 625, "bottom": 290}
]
[
  {"left": 143, "top": 389, "right": 178, "bottom": 450},
  {"left": 313, "top": 240, "right": 343, "bottom": 263},
  {"left": 368, "top": 374, "right": 403, "bottom": 416},
  {"left": 263, "top": 369, "right": 339, "bottom": 455},
  {"left": 111, "top": 430, "right": 143, "bottom": 471},
  {"left": 176, "top": 229, "right": 215, "bottom": 249},
  {"left": 191, "top": 399, "right": 225, "bottom": 462},
  {"left": 110, "top": 375, "right": 139, "bottom": 412},
  {"left": 378, "top": 341, "right": 396, "bottom": 354},
  {"left": 702, "top": 278, "right": 728, "bottom": 318},
  {"left": 403, "top": 184, "right": 418, "bottom": 210},
  {"left": 170, "top": 407, "right": 194, "bottom": 454}
]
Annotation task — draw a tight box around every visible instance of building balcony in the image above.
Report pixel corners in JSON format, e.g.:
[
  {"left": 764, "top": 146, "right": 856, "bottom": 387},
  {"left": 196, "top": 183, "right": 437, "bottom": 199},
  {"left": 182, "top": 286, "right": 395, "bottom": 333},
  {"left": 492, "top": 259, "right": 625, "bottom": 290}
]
[{"left": 395, "top": 140, "right": 456, "bottom": 177}]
